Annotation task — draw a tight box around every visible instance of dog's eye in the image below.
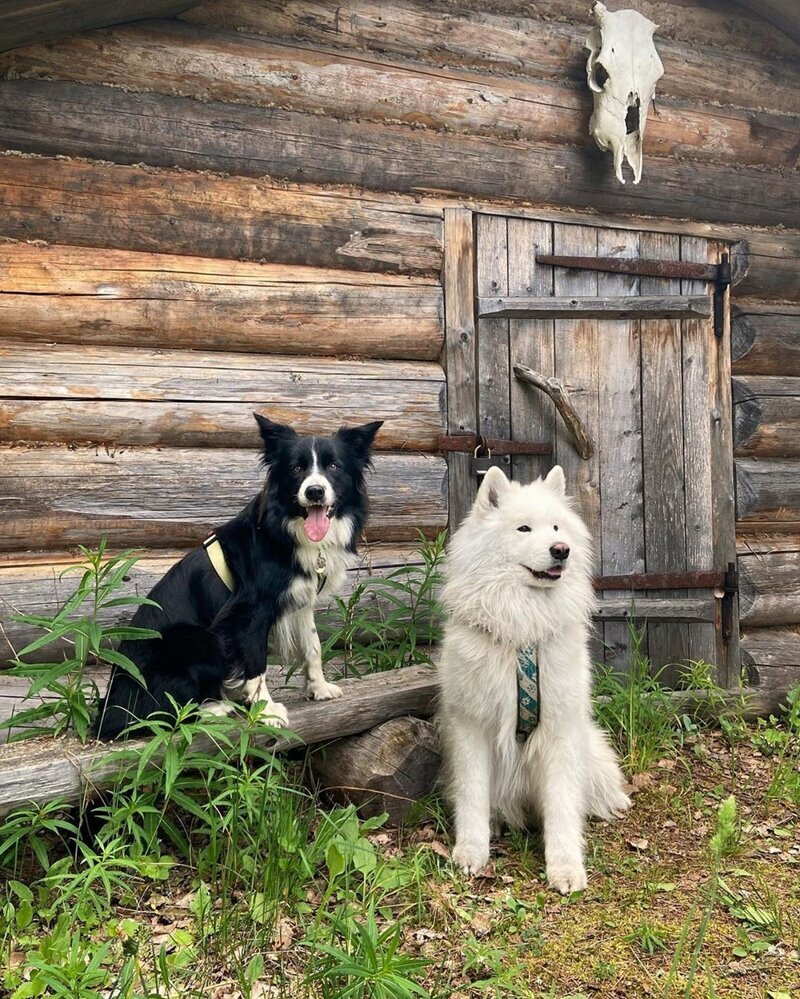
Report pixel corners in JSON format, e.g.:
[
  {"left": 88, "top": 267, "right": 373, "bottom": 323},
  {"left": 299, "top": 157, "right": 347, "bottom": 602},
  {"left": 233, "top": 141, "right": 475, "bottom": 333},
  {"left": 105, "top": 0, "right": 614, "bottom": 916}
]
[
  {"left": 517, "top": 525, "right": 531, "bottom": 533},
  {"left": 554, "top": 525, "right": 559, "bottom": 531},
  {"left": 328, "top": 462, "right": 338, "bottom": 471},
  {"left": 292, "top": 464, "right": 303, "bottom": 475}
]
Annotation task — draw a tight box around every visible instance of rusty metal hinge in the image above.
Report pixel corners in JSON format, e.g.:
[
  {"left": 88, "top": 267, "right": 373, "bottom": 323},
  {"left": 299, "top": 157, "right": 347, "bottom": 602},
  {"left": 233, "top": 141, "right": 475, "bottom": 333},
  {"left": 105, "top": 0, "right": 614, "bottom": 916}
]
[{"left": 535, "top": 252, "right": 731, "bottom": 338}]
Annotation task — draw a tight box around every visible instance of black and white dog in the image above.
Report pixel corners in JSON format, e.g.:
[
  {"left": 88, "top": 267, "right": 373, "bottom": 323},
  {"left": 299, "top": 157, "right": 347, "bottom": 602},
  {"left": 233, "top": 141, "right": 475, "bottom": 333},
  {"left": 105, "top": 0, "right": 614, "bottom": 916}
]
[{"left": 95, "top": 414, "right": 382, "bottom": 739}]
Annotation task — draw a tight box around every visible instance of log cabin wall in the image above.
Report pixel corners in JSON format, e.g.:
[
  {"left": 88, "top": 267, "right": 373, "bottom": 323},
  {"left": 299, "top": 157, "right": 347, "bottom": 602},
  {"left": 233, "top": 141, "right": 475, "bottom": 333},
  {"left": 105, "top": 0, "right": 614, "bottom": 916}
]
[{"left": 0, "top": 0, "right": 798, "bottom": 696}]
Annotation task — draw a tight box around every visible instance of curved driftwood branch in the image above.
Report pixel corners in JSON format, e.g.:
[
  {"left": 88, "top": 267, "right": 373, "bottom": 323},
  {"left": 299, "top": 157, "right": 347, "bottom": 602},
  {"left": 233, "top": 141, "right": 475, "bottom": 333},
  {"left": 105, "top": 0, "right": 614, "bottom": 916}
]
[{"left": 513, "top": 363, "right": 594, "bottom": 460}]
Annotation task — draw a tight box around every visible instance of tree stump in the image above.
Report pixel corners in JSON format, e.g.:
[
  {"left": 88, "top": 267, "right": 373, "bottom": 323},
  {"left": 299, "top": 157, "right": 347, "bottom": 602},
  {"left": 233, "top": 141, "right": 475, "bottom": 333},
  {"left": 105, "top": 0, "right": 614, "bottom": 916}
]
[{"left": 310, "top": 715, "right": 441, "bottom": 824}]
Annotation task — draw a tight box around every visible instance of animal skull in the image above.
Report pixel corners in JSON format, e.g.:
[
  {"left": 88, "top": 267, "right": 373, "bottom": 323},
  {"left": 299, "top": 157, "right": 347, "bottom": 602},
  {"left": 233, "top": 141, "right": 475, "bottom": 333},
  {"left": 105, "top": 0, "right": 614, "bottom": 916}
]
[{"left": 585, "top": 2, "right": 664, "bottom": 184}]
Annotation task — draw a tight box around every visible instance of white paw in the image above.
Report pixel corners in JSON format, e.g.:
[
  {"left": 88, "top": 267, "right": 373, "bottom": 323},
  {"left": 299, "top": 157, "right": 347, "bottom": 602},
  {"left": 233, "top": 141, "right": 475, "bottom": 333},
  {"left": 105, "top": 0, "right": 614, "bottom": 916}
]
[
  {"left": 305, "top": 679, "right": 343, "bottom": 702},
  {"left": 452, "top": 841, "right": 490, "bottom": 876},
  {"left": 200, "top": 700, "right": 237, "bottom": 718},
  {"left": 547, "top": 861, "right": 588, "bottom": 895},
  {"left": 253, "top": 699, "right": 290, "bottom": 729},
  {"left": 592, "top": 786, "right": 632, "bottom": 821}
]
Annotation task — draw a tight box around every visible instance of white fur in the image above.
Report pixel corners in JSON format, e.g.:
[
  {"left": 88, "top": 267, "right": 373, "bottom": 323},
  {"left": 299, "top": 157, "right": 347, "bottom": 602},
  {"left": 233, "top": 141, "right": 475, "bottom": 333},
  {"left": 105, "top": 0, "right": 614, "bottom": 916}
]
[{"left": 439, "top": 466, "right": 630, "bottom": 894}]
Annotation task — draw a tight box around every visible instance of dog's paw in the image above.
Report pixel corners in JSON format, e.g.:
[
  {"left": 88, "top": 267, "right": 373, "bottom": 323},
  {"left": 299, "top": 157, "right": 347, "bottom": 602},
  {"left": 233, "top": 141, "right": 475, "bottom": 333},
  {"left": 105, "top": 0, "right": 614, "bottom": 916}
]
[
  {"left": 201, "top": 700, "right": 237, "bottom": 718},
  {"left": 608, "top": 787, "right": 632, "bottom": 819},
  {"left": 253, "top": 699, "right": 290, "bottom": 729},
  {"left": 546, "top": 861, "right": 587, "bottom": 895},
  {"left": 452, "top": 841, "right": 490, "bottom": 876},
  {"left": 305, "top": 679, "right": 343, "bottom": 702}
]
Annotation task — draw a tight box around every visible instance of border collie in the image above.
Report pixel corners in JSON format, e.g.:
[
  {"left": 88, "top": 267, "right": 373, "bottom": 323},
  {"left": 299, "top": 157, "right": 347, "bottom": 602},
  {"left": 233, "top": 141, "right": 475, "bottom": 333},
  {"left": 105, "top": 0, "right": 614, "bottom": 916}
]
[{"left": 95, "top": 414, "right": 382, "bottom": 739}]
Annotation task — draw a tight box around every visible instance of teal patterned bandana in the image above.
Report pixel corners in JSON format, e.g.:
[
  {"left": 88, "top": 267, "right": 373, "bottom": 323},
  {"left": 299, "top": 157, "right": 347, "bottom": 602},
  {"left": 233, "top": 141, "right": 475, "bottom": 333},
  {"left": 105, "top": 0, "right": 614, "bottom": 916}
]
[{"left": 516, "top": 645, "right": 540, "bottom": 740}]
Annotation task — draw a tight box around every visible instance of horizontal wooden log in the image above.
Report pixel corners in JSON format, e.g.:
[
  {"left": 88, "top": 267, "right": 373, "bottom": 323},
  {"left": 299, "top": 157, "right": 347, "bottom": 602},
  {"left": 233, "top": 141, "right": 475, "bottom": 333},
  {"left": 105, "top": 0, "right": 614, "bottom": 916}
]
[
  {"left": 0, "top": 152, "right": 442, "bottom": 275},
  {"left": 732, "top": 236, "right": 800, "bottom": 303},
  {"left": 479, "top": 295, "right": 710, "bottom": 320},
  {"left": 0, "top": 663, "right": 793, "bottom": 817},
  {"left": 735, "top": 460, "right": 800, "bottom": 528},
  {"left": 0, "top": 447, "right": 448, "bottom": 550},
  {"left": 5, "top": 21, "right": 799, "bottom": 173},
  {"left": 0, "top": 243, "right": 443, "bottom": 360},
  {"left": 0, "top": 0, "right": 195, "bottom": 53},
  {"left": 0, "top": 342, "right": 445, "bottom": 450},
  {"left": 733, "top": 0, "right": 800, "bottom": 46},
  {"left": 732, "top": 304, "right": 800, "bottom": 376},
  {"left": 741, "top": 626, "right": 800, "bottom": 673},
  {"left": 733, "top": 376, "right": 800, "bottom": 458},
  {"left": 1, "top": 80, "right": 798, "bottom": 231},
  {"left": 738, "top": 534, "right": 800, "bottom": 626},
  {"left": 0, "top": 664, "right": 439, "bottom": 818},
  {"left": 0, "top": 543, "right": 427, "bottom": 663},
  {"left": 181, "top": 0, "right": 800, "bottom": 116}
]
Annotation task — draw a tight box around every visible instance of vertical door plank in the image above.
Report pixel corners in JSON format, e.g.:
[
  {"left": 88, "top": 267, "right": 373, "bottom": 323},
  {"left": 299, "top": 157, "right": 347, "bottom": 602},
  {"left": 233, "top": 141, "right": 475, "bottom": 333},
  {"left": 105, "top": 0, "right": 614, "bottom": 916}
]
[
  {"left": 640, "top": 231, "right": 690, "bottom": 683},
  {"left": 552, "top": 223, "right": 604, "bottom": 667},
  {"left": 443, "top": 208, "right": 476, "bottom": 533},
  {"left": 476, "top": 215, "right": 510, "bottom": 451},
  {"left": 507, "top": 218, "right": 555, "bottom": 483},
  {"left": 681, "top": 235, "right": 719, "bottom": 669},
  {"left": 595, "top": 228, "right": 645, "bottom": 675}
]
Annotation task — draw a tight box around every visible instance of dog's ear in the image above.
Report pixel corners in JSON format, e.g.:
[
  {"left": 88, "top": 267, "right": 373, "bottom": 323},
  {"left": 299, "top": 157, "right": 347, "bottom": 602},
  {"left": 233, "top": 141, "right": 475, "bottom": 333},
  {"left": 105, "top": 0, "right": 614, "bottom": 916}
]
[
  {"left": 475, "top": 464, "right": 510, "bottom": 515},
  {"left": 254, "top": 413, "right": 296, "bottom": 462},
  {"left": 335, "top": 421, "right": 383, "bottom": 463},
  {"left": 544, "top": 465, "right": 567, "bottom": 498}
]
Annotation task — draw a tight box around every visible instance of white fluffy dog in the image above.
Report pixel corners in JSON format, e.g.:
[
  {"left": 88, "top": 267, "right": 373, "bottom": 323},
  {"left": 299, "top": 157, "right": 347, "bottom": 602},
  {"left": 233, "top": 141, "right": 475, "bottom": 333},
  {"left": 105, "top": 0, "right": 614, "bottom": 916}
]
[{"left": 438, "top": 465, "right": 631, "bottom": 894}]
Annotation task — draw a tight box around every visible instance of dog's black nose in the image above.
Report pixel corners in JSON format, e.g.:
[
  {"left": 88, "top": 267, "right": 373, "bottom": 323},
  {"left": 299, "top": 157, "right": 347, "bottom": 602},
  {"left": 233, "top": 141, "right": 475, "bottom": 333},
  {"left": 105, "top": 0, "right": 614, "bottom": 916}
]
[
  {"left": 305, "top": 485, "right": 326, "bottom": 504},
  {"left": 550, "top": 542, "right": 570, "bottom": 561}
]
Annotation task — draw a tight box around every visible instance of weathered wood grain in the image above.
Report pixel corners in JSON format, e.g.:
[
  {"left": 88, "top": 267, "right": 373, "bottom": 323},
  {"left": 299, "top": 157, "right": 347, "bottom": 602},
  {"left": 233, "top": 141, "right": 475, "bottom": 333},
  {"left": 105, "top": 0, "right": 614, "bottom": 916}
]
[
  {"left": 0, "top": 0, "right": 196, "bottom": 53},
  {"left": 310, "top": 715, "right": 441, "bottom": 823},
  {"left": 507, "top": 218, "right": 555, "bottom": 483},
  {"left": 442, "top": 208, "right": 478, "bottom": 534},
  {"left": 0, "top": 664, "right": 439, "bottom": 818},
  {"left": 0, "top": 153, "right": 442, "bottom": 275},
  {"left": 181, "top": 0, "right": 800, "bottom": 115},
  {"left": 478, "top": 297, "right": 711, "bottom": 320},
  {"left": 6, "top": 21, "right": 799, "bottom": 173},
  {"left": 0, "top": 243, "right": 443, "bottom": 360},
  {"left": 0, "top": 342, "right": 445, "bottom": 451},
  {"left": 639, "top": 231, "right": 689, "bottom": 678},
  {"left": 738, "top": 534, "right": 800, "bottom": 626},
  {"left": 680, "top": 237, "right": 721, "bottom": 670},
  {"left": 733, "top": 376, "right": 800, "bottom": 458},
  {"left": 732, "top": 305, "right": 800, "bottom": 376},
  {"left": 741, "top": 627, "right": 800, "bottom": 676},
  {"left": 593, "top": 596, "right": 717, "bottom": 624},
  {"left": 736, "top": 459, "right": 800, "bottom": 528},
  {"left": 733, "top": 0, "right": 800, "bottom": 46},
  {"left": 595, "top": 228, "right": 644, "bottom": 674},
  {"left": 0, "top": 448, "right": 448, "bottom": 550},
  {"left": 732, "top": 235, "right": 800, "bottom": 303},
  {"left": 0, "top": 543, "right": 426, "bottom": 663},
  {"left": 1, "top": 80, "right": 798, "bottom": 230}
]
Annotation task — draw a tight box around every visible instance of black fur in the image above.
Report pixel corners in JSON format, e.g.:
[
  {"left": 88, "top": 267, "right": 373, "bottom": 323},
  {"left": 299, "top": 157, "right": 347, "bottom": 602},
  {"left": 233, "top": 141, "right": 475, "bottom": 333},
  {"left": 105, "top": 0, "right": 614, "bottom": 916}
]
[{"left": 94, "top": 415, "right": 382, "bottom": 739}]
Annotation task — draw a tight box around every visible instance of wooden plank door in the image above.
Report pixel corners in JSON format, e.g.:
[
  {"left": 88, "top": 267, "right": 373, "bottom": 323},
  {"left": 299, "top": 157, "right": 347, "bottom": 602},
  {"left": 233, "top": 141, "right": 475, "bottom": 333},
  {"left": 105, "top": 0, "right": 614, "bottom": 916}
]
[{"left": 444, "top": 210, "right": 739, "bottom": 686}]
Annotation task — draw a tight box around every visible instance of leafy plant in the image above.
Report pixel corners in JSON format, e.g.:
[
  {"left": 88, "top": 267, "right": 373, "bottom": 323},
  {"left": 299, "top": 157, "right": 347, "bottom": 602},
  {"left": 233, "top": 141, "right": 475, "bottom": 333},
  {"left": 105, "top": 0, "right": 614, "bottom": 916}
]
[
  {"left": 1, "top": 540, "right": 160, "bottom": 742},
  {"left": 320, "top": 530, "right": 446, "bottom": 677}
]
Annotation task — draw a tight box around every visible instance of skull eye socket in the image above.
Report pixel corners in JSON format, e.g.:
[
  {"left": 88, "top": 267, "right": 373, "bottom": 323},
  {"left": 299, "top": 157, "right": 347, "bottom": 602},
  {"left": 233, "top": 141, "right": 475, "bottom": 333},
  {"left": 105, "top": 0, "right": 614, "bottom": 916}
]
[{"left": 593, "top": 61, "right": 609, "bottom": 89}]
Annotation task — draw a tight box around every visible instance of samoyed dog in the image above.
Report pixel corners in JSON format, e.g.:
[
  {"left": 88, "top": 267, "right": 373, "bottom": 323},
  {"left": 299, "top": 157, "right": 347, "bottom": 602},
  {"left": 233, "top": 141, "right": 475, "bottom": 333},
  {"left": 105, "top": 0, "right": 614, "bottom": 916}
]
[{"left": 438, "top": 465, "right": 630, "bottom": 894}]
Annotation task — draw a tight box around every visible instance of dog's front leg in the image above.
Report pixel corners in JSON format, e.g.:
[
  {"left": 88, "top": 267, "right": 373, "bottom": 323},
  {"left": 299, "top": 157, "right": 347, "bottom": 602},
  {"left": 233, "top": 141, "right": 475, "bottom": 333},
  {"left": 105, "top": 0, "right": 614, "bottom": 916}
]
[
  {"left": 447, "top": 722, "right": 492, "bottom": 875},
  {"left": 212, "top": 602, "right": 289, "bottom": 728},
  {"left": 293, "top": 605, "right": 342, "bottom": 701},
  {"left": 538, "top": 735, "right": 588, "bottom": 894}
]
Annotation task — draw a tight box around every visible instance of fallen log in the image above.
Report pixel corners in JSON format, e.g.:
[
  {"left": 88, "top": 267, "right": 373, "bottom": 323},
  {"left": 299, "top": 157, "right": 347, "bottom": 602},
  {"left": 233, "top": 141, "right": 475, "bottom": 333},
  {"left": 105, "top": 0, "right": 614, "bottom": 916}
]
[
  {"left": 0, "top": 152, "right": 442, "bottom": 275},
  {"left": 1, "top": 79, "right": 798, "bottom": 230},
  {"left": 0, "top": 664, "right": 792, "bottom": 819},
  {"left": 0, "top": 665, "right": 439, "bottom": 819}
]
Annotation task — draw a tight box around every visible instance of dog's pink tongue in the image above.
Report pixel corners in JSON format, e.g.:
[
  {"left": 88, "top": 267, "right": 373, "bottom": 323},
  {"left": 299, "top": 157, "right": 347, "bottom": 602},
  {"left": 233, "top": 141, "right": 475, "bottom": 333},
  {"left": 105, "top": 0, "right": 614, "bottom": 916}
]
[{"left": 304, "top": 507, "right": 330, "bottom": 542}]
